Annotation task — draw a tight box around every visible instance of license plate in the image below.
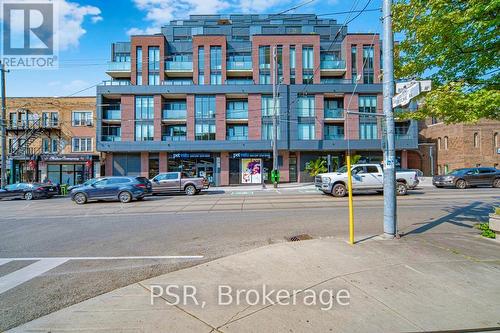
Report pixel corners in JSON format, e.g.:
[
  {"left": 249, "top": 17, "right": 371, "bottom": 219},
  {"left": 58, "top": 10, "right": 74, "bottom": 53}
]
[{"left": 48, "top": 188, "right": 54, "bottom": 191}]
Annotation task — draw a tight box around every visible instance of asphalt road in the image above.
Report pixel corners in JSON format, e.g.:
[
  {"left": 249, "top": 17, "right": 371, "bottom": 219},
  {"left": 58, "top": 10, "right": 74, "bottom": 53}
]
[{"left": 0, "top": 186, "right": 499, "bottom": 330}]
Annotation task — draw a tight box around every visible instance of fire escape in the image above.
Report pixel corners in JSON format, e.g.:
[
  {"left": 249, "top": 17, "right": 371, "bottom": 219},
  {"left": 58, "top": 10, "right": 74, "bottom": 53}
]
[{"left": 7, "top": 109, "right": 64, "bottom": 177}]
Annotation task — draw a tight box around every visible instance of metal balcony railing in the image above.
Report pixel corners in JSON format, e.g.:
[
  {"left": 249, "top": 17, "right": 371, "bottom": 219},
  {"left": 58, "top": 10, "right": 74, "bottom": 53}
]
[{"left": 324, "top": 109, "right": 344, "bottom": 119}]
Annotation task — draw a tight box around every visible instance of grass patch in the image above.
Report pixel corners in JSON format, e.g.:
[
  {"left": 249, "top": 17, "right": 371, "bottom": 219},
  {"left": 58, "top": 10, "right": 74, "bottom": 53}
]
[{"left": 475, "top": 222, "right": 496, "bottom": 239}]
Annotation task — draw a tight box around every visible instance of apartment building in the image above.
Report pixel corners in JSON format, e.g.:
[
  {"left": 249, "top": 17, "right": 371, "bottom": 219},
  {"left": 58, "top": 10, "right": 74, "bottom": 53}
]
[
  {"left": 97, "top": 14, "right": 418, "bottom": 185},
  {"left": 4, "top": 97, "right": 100, "bottom": 184},
  {"left": 412, "top": 119, "right": 500, "bottom": 175}
]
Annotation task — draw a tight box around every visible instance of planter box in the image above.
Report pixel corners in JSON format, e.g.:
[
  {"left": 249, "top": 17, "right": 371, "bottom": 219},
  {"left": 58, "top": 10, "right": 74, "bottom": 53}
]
[{"left": 489, "top": 213, "right": 500, "bottom": 241}]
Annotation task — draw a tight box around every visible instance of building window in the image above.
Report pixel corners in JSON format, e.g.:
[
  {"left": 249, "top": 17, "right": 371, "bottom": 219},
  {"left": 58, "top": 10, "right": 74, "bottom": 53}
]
[
  {"left": 197, "top": 45, "right": 204, "bottom": 83},
  {"left": 259, "top": 73, "right": 270, "bottom": 84},
  {"left": 444, "top": 136, "right": 448, "bottom": 150},
  {"left": 195, "top": 96, "right": 216, "bottom": 140},
  {"left": 135, "top": 96, "right": 154, "bottom": 141},
  {"left": 102, "top": 125, "right": 121, "bottom": 141},
  {"left": 42, "top": 137, "right": 59, "bottom": 153},
  {"left": 114, "top": 52, "right": 130, "bottom": 62},
  {"left": 473, "top": 132, "right": 479, "bottom": 148},
  {"left": 226, "top": 125, "right": 248, "bottom": 140},
  {"left": 262, "top": 123, "right": 280, "bottom": 140},
  {"left": 210, "top": 46, "right": 222, "bottom": 70},
  {"left": 290, "top": 46, "right": 296, "bottom": 68},
  {"left": 298, "top": 96, "right": 315, "bottom": 117},
  {"left": 210, "top": 73, "right": 222, "bottom": 85},
  {"left": 262, "top": 96, "right": 279, "bottom": 117},
  {"left": 351, "top": 45, "right": 357, "bottom": 83},
  {"left": 298, "top": 123, "right": 315, "bottom": 140},
  {"left": 72, "top": 111, "right": 92, "bottom": 126},
  {"left": 226, "top": 100, "right": 248, "bottom": 119},
  {"left": 163, "top": 100, "right": 187, "bottom": 119},
  {"left": 42, "top": 112, "right": 59, "bottom": 127},
  {"left": 136, "top": 47, "right": 142, "bottom": 85},
  {"left": 359, "top": 95, "right": 377, "bottom": 140},
  {"left": 437, "top": 137, "right": 442, "bottom": 150},
  {"left": 148, "top": 46, "right": 160, "bottom": 71},
  {"left": 362, "top": 45, "right": 374, "bottom": 84},
  {"left": 72, "top": 137, "right": 93, "bottom": 152},
  {"left": 163, "top": 125, "right": 186, "bottom": 141},
  {"left": 494, "top": 132, "right": 498, "bottom": 147},
  {"left": 444, "top": 164, "right": 449, "bottom": 174},
  {"left": 148, "top": 73, "right": 160, "bottom": 85},
  {"left": 302, "top": 46, "right": 314, "bottom": 70},
  {"left": 259, "top": 46, "right": 270, "bottom": 69},
  {"left": 324, "top": 125, "right": 344, "bottom": 140}
]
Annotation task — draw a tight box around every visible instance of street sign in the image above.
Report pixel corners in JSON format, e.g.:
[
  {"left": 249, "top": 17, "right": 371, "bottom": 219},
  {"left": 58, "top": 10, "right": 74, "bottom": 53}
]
[
  {"left": 393, "top": 81, "right": 420, "bottom": 107},
  {"left": 396, "top": 80, "right": 432, "bottom": 94}
]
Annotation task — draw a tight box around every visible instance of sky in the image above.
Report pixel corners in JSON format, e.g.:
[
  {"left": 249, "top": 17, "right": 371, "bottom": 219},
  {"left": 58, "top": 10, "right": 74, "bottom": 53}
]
[{"left": 4, "top": 0, "right": 383, "bottom": 97}]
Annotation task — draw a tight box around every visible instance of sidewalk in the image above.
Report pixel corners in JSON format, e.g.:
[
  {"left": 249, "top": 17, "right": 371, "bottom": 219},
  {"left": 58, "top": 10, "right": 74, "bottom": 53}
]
[
  {"left": 208, "top": 182, "right": 316, "bottom": 192},
  {"left": 10, "top": 232, "right": 500, "bottom": 332}
]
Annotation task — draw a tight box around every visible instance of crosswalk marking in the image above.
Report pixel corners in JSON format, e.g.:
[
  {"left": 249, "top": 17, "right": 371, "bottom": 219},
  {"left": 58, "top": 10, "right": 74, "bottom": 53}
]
[
  {"left": 0, "top": 256, "right": 204, "bottom": 295},
  {"left": 0, "top": 258, "right": 68, "bottom": 294}
]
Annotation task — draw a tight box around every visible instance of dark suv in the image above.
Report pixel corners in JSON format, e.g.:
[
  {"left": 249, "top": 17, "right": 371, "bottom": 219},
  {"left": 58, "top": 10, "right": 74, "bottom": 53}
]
[
  {"left": 70, "top": 176, "right": 152, "bottom": 204},
  {"left": 433, "top": 167, "right": 500, "bottom": 189}
]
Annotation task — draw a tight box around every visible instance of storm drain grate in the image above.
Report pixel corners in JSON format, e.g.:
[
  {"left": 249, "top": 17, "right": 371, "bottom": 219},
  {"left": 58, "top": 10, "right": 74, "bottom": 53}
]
[{"left": 287, "top": 234, "right": 313, "bottom": 242}]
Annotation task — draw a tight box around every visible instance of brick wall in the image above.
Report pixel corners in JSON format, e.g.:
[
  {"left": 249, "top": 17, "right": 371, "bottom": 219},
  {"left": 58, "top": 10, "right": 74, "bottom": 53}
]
[
  {"left": 154, "top": 95, "right": 162, "bottom": 141},
  {"left": 140, "top": 152, "right": 149, "bottom": 177},
  {"left": 315, "top": 94, "right": 324, "bottom": 140},
  {"left": 131, "top": 35, "right": 166, "bottom": 85},
  {"left": 344, "top": 93, "right": 359, "bottom": 139},
  {"left": 159, "top": 152, "right": 168, "bottom": 172},
  {"left": 186, "top": 94, "right": 195, "bottom": 141},
  {"left": 216, "top": 94, "right": 226, "bottom": 140},
  {"left": 121, "top": 95, "right": 135, "bottom": 141},
  {"left": 220, "top": 152, "right": 229, "bottom": 186}
]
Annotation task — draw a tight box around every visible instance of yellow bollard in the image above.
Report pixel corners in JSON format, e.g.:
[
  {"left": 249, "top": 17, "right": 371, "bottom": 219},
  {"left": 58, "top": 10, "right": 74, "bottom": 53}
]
[{"left": 346, "top": 155, "right": 354, "bottom": 245}]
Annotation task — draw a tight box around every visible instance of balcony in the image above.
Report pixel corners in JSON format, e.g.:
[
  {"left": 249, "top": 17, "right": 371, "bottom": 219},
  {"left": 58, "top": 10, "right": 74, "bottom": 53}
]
[
  {"left": 320, "top": 60, "right": 346, "bottom": 76},
  {"left": 102, "top": 108, "right": 121, "bottom": 122},
  {"left": 162, "top": 109, "right": 187, "bottom": 121},
  {"left": 324, "top": 134, "right": 344, "bottom": 140},
  {"left": 162, "top": 135, "right": 187, "bottom": 141},
  {"left": 227, "top": 60, "right": 252, "bottom": 77},
  {"left": 165, "top": 60, "right": 193, "bottom": 77},
  {"left": 101, "top": 135, "right": 121, "bottom": 142},
  {"left": 101, "top": 80, "right": 131, "bottom": 86},
  {"left": 226, "top": 136, "right": 248, "bottom": 141},
  {"left": 324, "top": 109, "right": 344, "bottom": 120},
  {"left": 161, "top": 79, "right": 193, "bottom": 85},
  {"left": 226, "top": 109, "right": 248, "bottom": 121},
  {"left": 106, "top": 61, "right": 131, "bottom": 78},
  {"left": 226, "top": 78, "right": 253, "bottom": 85}
]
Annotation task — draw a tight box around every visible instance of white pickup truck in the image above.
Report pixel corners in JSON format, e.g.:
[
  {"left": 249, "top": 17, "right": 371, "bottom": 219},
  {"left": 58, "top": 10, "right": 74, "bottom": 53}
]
[{"left": 315, "top": 164, "right": 419, "bottom": 197}]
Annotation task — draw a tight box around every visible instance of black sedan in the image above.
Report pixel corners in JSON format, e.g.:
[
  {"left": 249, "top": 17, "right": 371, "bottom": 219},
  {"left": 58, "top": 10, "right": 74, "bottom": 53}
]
[
  {"left": 0, "top": 183, "right": 58, "bottom": 200},
  {"left": 433, "top": 167, "right": 500, "bottom": 189}
]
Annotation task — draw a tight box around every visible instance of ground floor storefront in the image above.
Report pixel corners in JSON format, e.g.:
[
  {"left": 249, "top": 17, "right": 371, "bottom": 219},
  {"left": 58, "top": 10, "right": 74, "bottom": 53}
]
[
  {"left": 7, "top": 155, "right": 100, "bottom": 185},
  {"left": 104, "top": 150, "right": 412, "bottom": 186}
]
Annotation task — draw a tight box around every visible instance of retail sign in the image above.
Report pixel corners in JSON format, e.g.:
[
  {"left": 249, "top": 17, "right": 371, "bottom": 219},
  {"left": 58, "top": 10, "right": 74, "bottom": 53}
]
[
  {"left": 241, "top": 158, "right": 262, "bottom": 184},
  {"left": 40, "top": 154, "right": 92, "bottom": 162},
  {"left": 232, "top": 152, "right": 271, "bottom": 159},
  {"left": 171, "top": 153, "right": 211, "bottom": 159}
]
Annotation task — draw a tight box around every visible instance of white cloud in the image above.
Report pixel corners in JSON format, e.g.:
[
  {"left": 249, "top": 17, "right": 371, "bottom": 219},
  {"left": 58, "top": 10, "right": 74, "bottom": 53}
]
[
  {"left": 128, "top": 0, "right": 293, "bottom": 35},
  {"left": 55, "top": 0, "right": 102, "bottom": 50}
]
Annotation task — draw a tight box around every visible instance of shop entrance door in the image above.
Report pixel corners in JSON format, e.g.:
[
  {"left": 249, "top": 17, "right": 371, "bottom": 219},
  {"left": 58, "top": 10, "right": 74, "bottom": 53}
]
[
  {"left": 196, "top": 159, "right": 214, "bottom": 185},
  {"left": 289, "top": 157, "right": 297, "bottom": 182}
]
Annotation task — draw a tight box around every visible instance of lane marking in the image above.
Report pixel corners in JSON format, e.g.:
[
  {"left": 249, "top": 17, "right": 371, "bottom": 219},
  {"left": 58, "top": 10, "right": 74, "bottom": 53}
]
[
  {"left": 0, "top": 259, "right": 12, "bottom": 267},
  {"left": 0, "top": 256, "right": 204, "bottom": 261},
  {"left": 0, "top": 258, "right": 68, "bottom": 294}
]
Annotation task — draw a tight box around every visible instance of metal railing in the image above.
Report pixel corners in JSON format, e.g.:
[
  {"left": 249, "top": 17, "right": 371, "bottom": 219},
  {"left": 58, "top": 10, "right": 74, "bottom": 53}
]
[
  {"left": 161, "top": 80, "right": 193, "bottom": 85},
  {"left": 101, "top": 80, "right": 131, "bottom": 86}
]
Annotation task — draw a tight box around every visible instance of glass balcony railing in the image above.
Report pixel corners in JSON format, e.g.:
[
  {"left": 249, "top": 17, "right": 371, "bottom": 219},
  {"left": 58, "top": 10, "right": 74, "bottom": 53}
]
[
  {"left": 102, "top": 109, "right": 121, "bottom": 120},
  {"left": 324, "top": 109, "right": 344, "bottom": 118},
  {"left": 161, "top": 80, "right": 193, "bottom": 85},
  {"left": 162, "top": 135, "right": 187, "bottom": 141},
  {"left": 101, "top": 135, "right": 121, "bottom": 142},
  {"left": 165, "top": 61, "right": 193, "bottom": 70},
  {"left": 226, "top": 79, "right": 253, "bottom": 85},
  {"left": 320, "top": 60, "right": 346, "bottom": 70},
  {"left": 227, "top": 136, "right": 248, "bottom": 141},
  {"left": 107, "top": 61, "right": 131, "bottom": 71},
  {"left": 163, "top": 110, "right": 187, "bottom": 119},
  {"left": 227, "top": 61, "right": 252, "bottom": 70},
  {"left": 226, "top": 109, "right": 248, "bottom": 119},
  {"left": 101, "top": 80, "right": 131, "bottom": 86},
  {"left": 324, "top": 134, "right": 344, "bottom": 140}
]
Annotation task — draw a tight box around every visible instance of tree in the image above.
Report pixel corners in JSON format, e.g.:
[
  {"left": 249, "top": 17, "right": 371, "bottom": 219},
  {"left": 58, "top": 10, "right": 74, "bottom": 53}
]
[
  {"left": 393, "top": 0, "right": 500, "bottom": 123},
  {"left": 305, "top": 158, "right": 327, "bottom": 177}
]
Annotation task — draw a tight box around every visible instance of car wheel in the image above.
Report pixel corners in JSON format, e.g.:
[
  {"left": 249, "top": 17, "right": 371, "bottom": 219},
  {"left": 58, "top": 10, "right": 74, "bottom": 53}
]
[
  {"left": 118, "top": 191, "right": 132, "bottom": 203},
  {"left": 332, "top": 183, "right": 347, "bottom": 197},
  {"left": 493, "top": 178, "right": 500, "bottom": 188},
  {"left": 74, "top": 192, "right": 87, "bottom": 205},
  {"left": 185, "top": 185, "right": 196, "bottom": 196},
  {"left": 396, "top": 182, "right": 408, "bottom": 196},
  {"left": 24, "top": 192, "right": 34, "bottom": 200},
  {"left": 455, "top": 179, "right": 467, "bottom": 189}
]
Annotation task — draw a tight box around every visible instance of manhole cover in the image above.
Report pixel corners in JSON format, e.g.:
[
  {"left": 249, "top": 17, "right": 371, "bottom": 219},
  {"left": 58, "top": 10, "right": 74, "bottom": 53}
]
[{"left": 287, "top": 234, "right": 313, "bottom": 242}]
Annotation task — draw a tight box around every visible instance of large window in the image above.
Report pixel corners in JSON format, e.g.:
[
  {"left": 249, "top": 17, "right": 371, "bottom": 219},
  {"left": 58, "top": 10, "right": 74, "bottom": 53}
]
[
  {"left": 351, "top": 45, "right": 357, "bottom": 83},
  {"left": 135, "top": 96, "right": 154, "bottom": 141},
  {"left": 163, "top": 100, "right": 187, "bottom": 119},
  {"left": 362, "top": 46, "right": 374, "bottom": 84},
  {"left": 72, "top": 137, "right": 93, "bottom": 152},
  {"left": 226, "top": 100, "right": 248, "bottom": 119},
  {"left": 298, "top": 96, "right": 315, "bottom": 117},
  {"left": 226, "top": 125, "right": 248, "bottom": 140},
  {"left": 42, "top": 137, "right": 59, "bottom": 153},
  {"left": 42, "top": 112, "right": 59, "bottom": 127},
  {"left": 324, "top": 125, "right": 344, "bottom": 140},
  {"left": 163, "top": 125, "right": 186, "bottom": 141},
  {"left": 259, "top": 46, "right": 270, "bottom": 69},
  {"left": 148, "top": 46, "right": 160, "bottom": 71},
  {"left": 198, "top": 46, "right": 204, "bottom": 85},
  {"left": 136, "top": 47, "right": 142, "bottom": 85},
  {"left": 102, "top": 125, "right": 121, "bottom": 141},
  {"left": 195, "top": 96, "right": 216, "bottom": 140},
  {"left": 262, "top": 123, "right": 281, "bottom": 140},
  {"left": 210, "top": 46, "right": 222, "bottom": 70},
  {"left": 359, "top": 95, "right": 378, "bottom": 139},
  {"left": 298, "top": 123, "right": 315, "bottom": 140},
  {"left": 72, "top": 111, "right": 93, "bottom": 126},
  {"left": 290, "top": 46, "right": 296, "bottom": 84},
  {"left": 262, "top": 96, "right": 279, "bottom": 117},
  {"left": 302, "top": 46, "right": 314, "bottom": 69}
]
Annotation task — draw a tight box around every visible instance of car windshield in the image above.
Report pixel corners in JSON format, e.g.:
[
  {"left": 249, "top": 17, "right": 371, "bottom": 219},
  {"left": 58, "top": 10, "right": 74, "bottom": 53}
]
[
  {"left": 447, "top": 169, "right": 467, "bottom": 175},
  {"left": 336, "top": 166, "right": 347, "bottom": 173},
  {"left": 83, "top": 178, "right": 99, "bottom": 186}
]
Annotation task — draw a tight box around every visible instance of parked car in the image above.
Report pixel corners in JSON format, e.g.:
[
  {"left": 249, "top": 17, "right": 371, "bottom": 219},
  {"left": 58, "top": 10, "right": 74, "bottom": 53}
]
[
  {"left": 70, "top": 176, "right": 152, "bottom": 204},
  {"left": 315, "top": 163, "right": 419, "bottom": 197},
  {"left": 433, "top": 167, "right": 500, "bottom": 189},
  {"left": 0, "top": 182, "right": 58, "bottom": 200},
  {"left": 150, "top": 172, "right": 208, "bottom": 195}
]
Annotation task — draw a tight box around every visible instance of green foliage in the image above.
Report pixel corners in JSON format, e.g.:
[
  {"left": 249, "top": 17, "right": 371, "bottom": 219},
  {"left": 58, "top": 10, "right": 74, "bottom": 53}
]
[
  {"left": 351, "top": 154, "right": 362, "bottom": 164},
  {"left": 495, "top": 207, "right": 500, "bottom": 216},
  {"left": 305, "top": 158, "right": 327, "bottom": 177},
  {"left": 393, "top": 0, "right": 500, "bottom": 123},
  {"left": 476, "top": 222, "right": 496, "bottom": 239}
]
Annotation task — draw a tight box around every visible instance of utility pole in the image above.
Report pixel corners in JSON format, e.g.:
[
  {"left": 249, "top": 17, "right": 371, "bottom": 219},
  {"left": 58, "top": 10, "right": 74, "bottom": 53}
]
[
  {"left": 271, "top": 46, "right": 279, "bottom": 188},
  {"left": 382, "top": 0, "right": 397, "bottom": 237},
  {"left": 0, "top": 61, "right": 8, "bottom": 189}
]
